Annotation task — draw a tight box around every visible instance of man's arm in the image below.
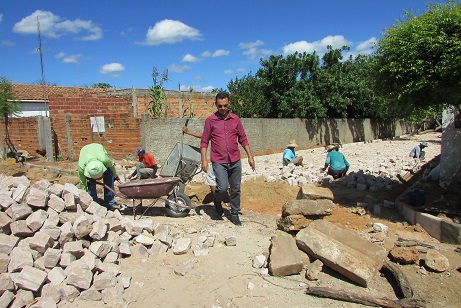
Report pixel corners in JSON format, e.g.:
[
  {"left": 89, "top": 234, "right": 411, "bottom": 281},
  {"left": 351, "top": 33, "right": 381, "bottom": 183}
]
[
  {"left": 200, "top": 147, "right": 209, "bottom": 173},
  {"left": 243, "top": 145, "right": 255, "bottom": 171},
  {"left": 183, "top": 127, "right": 202, "bottom": 139}
]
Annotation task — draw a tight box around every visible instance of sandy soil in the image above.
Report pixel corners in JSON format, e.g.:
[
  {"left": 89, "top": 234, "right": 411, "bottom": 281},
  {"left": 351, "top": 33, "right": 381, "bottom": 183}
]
[{"left": 1, "top": 139, "right": 461, "bottom": 307}]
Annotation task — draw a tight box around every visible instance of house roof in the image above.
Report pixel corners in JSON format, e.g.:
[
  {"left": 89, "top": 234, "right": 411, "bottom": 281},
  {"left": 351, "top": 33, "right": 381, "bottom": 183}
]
[{"left": 12, "top": 83, "right": 109, "bottom": 100}]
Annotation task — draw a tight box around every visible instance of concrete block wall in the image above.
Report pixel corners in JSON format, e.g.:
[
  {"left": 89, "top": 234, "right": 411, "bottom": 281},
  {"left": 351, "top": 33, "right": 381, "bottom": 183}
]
[{"left": 142, "top": 117, "right": 415, "bottom": 165}]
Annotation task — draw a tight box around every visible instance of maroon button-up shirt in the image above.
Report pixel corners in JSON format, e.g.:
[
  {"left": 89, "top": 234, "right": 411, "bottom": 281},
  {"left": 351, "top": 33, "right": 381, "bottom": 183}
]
[{"left": 200, "top": 111, "right": 250, "bottom": 164}]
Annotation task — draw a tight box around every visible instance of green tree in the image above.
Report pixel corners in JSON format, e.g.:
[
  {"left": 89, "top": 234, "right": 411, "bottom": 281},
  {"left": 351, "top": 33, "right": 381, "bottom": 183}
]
[
  {"left": 92, "top": 83, "right": 112, "bottom": 89},
  {"left": 0, "top": 77, "right": 21, "bottom": 119},
  {"left": 374, "top": 1, "right": 461, "bottom": 116},
  {"left": 227, "top": 74, "right": 266, "bottom": 117}
]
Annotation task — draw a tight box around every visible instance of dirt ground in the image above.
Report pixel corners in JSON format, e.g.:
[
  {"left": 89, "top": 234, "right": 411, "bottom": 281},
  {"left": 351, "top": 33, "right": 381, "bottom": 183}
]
[{"left": 1, "top": 159, "right": 461, "bottom": 307}]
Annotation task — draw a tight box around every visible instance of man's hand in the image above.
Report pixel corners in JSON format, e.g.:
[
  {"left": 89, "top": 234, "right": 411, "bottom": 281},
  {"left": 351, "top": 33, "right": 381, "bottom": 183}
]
[
  {"left": 201, "top": 161, "right": 209, "bottom": 173},
  {"left": 114, "top": 175, "right": 120, "bottom": 182},
  {"left": 182, "top": 126, "right": 189, "bottom": 134},
  {"left": 248, "top": 156, "right": 255, "bottom": 171}
]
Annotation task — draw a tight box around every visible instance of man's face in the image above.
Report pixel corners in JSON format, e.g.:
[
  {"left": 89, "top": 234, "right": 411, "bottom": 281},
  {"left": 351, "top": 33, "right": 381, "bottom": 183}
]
[
  {"left": 138, "top": 152, "right": 145, "bottom": 159},
  {"left": 215, "top": 97, "right": 230, "bottom": 117}
]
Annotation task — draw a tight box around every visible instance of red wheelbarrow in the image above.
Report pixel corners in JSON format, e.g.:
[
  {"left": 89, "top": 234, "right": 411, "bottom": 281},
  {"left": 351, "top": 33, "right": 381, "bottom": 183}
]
[{"left": 111, "top": 177, "right": 193, "bottom": 219}]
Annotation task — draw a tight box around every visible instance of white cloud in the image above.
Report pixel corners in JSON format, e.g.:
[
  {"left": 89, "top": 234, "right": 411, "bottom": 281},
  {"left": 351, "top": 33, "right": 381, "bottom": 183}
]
[
  {"left": 201, "top": 51, "right": 211, "bottom": 57},
  {"left": 12, "top": 10, "right": 102, "bottom": 40},
  {"left": 120, "top": 27, "right": 135, "bottom": 37},
  {"left": 182, "top": 54, "right": 200, "bottom": 63},
  {"left": 100, "top": 63, "right": 125, "bottom": 76},
  {"left": 239, "top": 40, "right": 272, "bottom": 60},
  {"left": 211, "top": 49, "right": 230, "bottom": 57},
  {"left": 200, "top": 85, "right": 215, "bottom": 92},
  {"left": 1, "top": 40, "right": 15, "bottom": 46},
  {"left": 239, "top": 40, "right": 264, "bottom": 49},
  {"left": 283, "top": 35, "right": 352, "bottom": 56},
  {"left": 355, "top": 37, "right": 377, "bottom": 55},
  {"left": 167, "top": 64, "right": 191, "bottom": 73},
  {"left": 224, "top": 70, "right": 233, "bottom": 75},
  {"left": 0, "top": 13, "right": 3, "bottom": 24},
  {"left": 236, "top": 67, "right": 245, "bottom": 72},
  {"left": 55, "top": 52, "right": 82, "bottom": 64},
  {"left": 142, "top": 19, "right": 201, "bottom": 45}
]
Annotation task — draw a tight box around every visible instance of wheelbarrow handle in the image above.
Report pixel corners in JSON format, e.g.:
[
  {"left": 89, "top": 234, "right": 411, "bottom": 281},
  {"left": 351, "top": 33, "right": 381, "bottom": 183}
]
[{"left": 185, "top": 119, "right": 189, "bottom": 127}]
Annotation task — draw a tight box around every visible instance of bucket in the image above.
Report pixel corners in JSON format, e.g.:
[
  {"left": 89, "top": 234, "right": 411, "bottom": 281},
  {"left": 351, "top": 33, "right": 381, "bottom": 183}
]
[{"left": 408, "top": 188, "right": 426, "bottom": 206}]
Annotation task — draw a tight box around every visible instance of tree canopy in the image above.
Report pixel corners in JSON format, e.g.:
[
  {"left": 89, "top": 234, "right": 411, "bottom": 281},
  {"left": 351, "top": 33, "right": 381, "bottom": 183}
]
[
  {"left": 373, "top": 0, "right": 461, "bottom": 115},
  {"left": 0, "top": 76, "right": 21, "bottom": 119}
]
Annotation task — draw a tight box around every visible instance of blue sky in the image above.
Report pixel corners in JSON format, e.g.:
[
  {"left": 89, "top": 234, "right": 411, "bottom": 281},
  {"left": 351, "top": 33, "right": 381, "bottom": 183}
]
[{"left": 0, "top": 1, "right": 445, "bottom": 92}]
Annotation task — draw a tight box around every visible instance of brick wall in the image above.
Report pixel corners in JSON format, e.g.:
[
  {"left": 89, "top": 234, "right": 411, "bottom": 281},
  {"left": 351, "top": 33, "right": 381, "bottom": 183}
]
[{"left": 0, "top": 117, "right": 41, "bottom": 157}]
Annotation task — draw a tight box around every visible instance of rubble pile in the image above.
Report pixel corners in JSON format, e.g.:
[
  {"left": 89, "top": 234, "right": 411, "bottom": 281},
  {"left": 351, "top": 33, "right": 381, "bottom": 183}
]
[{"left": 0, "top": 174, "right": 220, "bottom": 307}]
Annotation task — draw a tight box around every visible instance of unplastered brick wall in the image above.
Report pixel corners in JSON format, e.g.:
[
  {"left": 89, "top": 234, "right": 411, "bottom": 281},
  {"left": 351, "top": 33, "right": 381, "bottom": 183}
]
[
  {"left": 50, "top": 113, "right": 141, "bottom": 161},
  {"left": 0, "top": 117, "right": 41, "bottom": 157}
]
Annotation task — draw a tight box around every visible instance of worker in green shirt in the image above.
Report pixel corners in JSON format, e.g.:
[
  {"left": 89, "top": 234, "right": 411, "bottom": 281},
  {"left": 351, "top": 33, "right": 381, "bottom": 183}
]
[{"left": 77, "top": 143, "right": 120, "bottom": 209}]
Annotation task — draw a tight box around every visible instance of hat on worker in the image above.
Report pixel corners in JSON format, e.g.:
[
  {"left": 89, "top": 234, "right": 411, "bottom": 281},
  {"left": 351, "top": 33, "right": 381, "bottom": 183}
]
[
  {"left": 136, "top": 147, "right": 145, "bottom": 155},
  {"left": 420, "top": 142, "right": 428, "bottom": 148},
  {"left": 286, "top": 139, "right": 298, "bottom": 148},
  {"left": 84, "top": 160, "right": 106, "bottom": 179},
  {"left": 326, "top": 144, "right": 337, "bottom": 152}
]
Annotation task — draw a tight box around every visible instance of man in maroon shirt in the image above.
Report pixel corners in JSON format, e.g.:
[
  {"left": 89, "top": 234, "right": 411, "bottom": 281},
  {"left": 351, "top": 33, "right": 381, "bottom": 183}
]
[{"left": 200, "top": 92, "right": 255, "bottom": 226}]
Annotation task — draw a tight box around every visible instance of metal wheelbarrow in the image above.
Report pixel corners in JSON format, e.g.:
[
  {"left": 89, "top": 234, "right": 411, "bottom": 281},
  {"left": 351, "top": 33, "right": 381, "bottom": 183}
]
[{"left": 113, "top": 177, "right": 193, "bottom": 219}]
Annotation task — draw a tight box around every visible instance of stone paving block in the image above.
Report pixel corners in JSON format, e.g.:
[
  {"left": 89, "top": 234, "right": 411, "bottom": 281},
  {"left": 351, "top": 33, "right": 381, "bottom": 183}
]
[
  {"left": 8, "top": 247, "right": 33, "bottom": 272},
  {"left": 46, "top": 267, "right": 66, "bottom": 285},
  {"left": 0, "top": 211, "right": 12, "bottom": 229},
  {"left": 89, "top": 221, "right": 108, "bottom": 240},
  {"left": 85, "top": 201, "right": 108, "bottom": 217},
  {"left": 0, "top": 234, "right": 19, "bottom": 255},
  {"left": 47, "top": 183, "right": 64, "bottom": 197},
  {"left": 28, "top": 232, "right": 52, "bottom": 255},
  {"left": 0, "top": 290, "right": 14, "bottom": 308},
  {"left": 73, "top": 215, "right": 92, "bottom": 239},
  {"left": 0, "top": 272, "right": 15, "bottom": 294},
  {"left": 10, "top": 220, "right": 34, "bottom": 237},
  {"left": 59, "top": 252, "right": 76, "bottom": 268},
  {"left": 15, "top": 266, "right": 47, "bottom": 292},
  {"left": 10, "top": 289, "right": 34, "bottom": 308},
  {"left": 12, "top": 183, "right": 28, "bottom": 203},
  {"left": 47, "top": 194, "right": 66, "bottom": 213},
  {"left": 25, "top": 187, "right": 49, "bottom": 208},
  {"left": 0, "top": 253, "right": 9, "bottom": 273},
  {"left": 0, "top": 193, "right": 14, "bottom": 211},
  {"left": 5, "top": 204, "right": 33, "bottom": 221},
  {"left": 89, "top": 241, "right": 111, "bottom": 259},
  {"left": 173, "top": 238, "right": 191, "bottom": 255},
  {"left": 62, "top": 240, "right": 84, "bottom": 258},
  {"left": 25, "top": 209, "right": 48, "bottom": 232},
  {"left": 66, "top": 267, "right": 93, "bottom": 290},
  {"left": 296, "top": 220, "right": 388, "bottom": 287},
  {"left": 63, "top": 192, "right": 77, "bottom": 210},
  {"left": 59, "top": 222, "right": 74, "bottom": 246},
  {"left": 31, "top": 179, "right": 51, "bottom": 191},
  {"left": 93, "top": 271, "right": 117, "bottom": 291},
  {"left": 297, "top": 184, "right": 334, "bottom": 201},
  {"left": 59, "top": 284, "right": 80, "bottom": 302},
  {"left": 79, "top": 286, "right": 102, "bottom": 301},
  {"left": 40, "top": 223, "right": 61, "bottom": 241},
  {"left": 44, "top": 248, "right": 61, "bottom": 268},
  {"left": 77, "top": 189, "right": 93, "bottom": 210}
]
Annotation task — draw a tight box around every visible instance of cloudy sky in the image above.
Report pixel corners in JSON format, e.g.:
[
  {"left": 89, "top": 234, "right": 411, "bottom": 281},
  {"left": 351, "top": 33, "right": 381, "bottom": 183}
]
[{"left": 0, "top": 0, "right": 442, "bottom": 91}]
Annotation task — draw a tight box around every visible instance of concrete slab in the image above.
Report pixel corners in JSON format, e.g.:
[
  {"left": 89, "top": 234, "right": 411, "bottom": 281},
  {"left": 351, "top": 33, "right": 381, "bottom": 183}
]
[{"left": 296, "top": 220, "right": 387, "bottom": 287}]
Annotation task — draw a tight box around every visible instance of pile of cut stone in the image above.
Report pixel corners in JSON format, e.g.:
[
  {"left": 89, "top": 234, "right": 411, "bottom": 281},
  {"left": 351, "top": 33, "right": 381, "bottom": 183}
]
[{"left": 0, "top": 174, "right": 162, "bottom": 307}]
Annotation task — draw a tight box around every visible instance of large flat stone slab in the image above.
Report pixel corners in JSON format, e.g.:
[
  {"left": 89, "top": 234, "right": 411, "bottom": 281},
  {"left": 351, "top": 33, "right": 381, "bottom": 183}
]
[{"left": 296, "top": 220, "right": 387, "bottom": 287}]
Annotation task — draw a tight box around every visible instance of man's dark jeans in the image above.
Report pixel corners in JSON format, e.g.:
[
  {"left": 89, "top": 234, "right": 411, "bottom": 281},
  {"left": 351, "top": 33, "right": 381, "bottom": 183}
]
[
  {"left": 87, "top": 168, "right": 115, "bottom": 207},
  {"left": 212, "top": 160, "right": 242, "bottom": 215}
]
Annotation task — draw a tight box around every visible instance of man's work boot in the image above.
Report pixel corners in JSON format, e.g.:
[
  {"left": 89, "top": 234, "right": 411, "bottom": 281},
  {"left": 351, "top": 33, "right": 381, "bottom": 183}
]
[
  {"left": 230, "top": 214, "right": 241, "bottom": 226},
  {"left": 215, "top": 203, "right": 224, "bottom": 219}
]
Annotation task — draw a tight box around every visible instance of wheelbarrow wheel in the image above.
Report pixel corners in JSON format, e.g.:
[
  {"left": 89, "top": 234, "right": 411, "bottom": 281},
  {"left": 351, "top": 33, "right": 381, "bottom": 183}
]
[{"left": 165, "top": 192, "right": 191, "bottom": 218}]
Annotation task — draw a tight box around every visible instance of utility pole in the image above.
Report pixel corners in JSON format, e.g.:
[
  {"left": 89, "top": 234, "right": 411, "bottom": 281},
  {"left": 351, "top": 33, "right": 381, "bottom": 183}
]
[{"left": 37, "top": 16, "right": 48, "bottom": 117}]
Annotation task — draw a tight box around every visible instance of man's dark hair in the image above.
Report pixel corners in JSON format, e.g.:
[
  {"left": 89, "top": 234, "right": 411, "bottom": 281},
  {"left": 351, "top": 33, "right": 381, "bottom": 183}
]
[{"left": 215, "top": 91, "right": 229, "bottom": 102}]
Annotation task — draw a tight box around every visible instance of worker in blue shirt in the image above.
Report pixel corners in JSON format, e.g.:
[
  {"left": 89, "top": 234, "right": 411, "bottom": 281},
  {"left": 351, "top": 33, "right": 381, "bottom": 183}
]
[
  {"left": 282, "top": 139, "right": 303, "bottom": 166},
  {"left": 322, "top": 144, "right": 350, "bottom": 179}
]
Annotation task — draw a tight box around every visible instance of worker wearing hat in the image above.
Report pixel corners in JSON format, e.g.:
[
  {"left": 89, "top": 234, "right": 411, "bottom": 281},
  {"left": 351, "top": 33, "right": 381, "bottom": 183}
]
[
  {"left": 77, "top": 143, "right": 120, "bottom": 209},
  {"left": 322, "top": 144, "right": 350, "bottom": 179},
  {"left": 409, "top": 141, "right": 428, "bottom": 161},
  {"left": 127, "top": 147, "right": 158, "bottom": 180},
  {"left": 282, "top": 139, "right": 303, "bottom": 166}
]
